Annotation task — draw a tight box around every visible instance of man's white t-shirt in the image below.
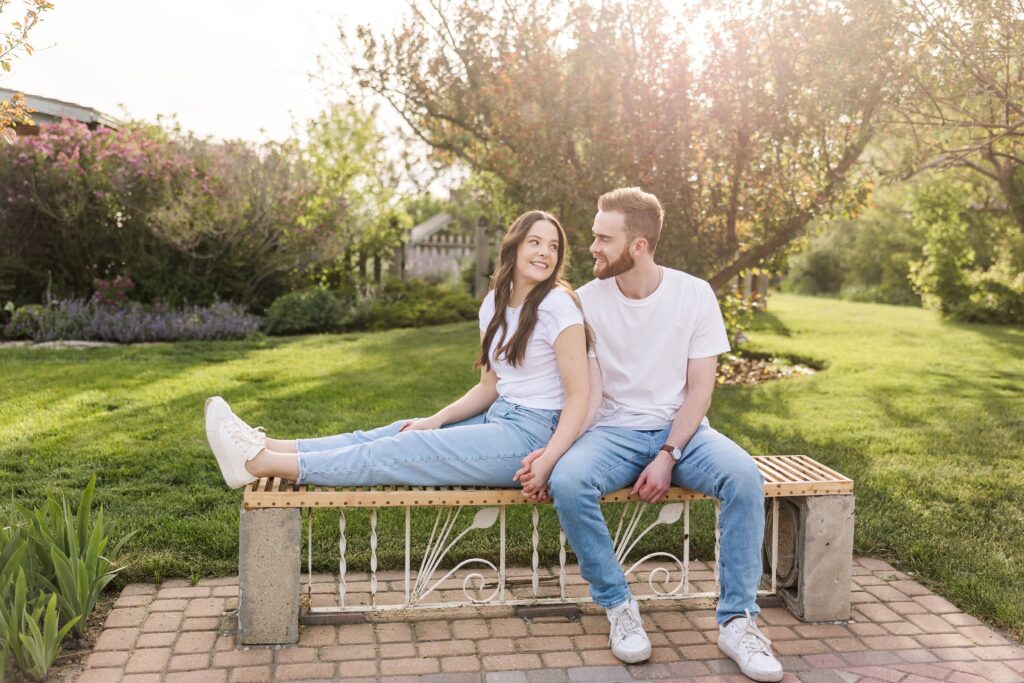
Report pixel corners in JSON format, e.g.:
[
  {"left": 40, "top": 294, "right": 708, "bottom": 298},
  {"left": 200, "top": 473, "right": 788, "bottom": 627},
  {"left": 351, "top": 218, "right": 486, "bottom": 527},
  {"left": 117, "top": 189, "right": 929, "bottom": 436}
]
[
  {"left": 577, "top": 267, "right": 730, "bottom": 429},
  {"left": 478, "top": 288, "right": 584, "bottom": 410}
]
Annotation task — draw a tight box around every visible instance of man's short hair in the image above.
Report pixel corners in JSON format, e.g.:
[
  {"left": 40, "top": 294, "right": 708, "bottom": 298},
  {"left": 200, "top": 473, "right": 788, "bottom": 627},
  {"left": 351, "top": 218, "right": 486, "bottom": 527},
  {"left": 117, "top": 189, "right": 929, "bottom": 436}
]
[{"left": 597, "top": 187, "right": 664, "bottom": 254}]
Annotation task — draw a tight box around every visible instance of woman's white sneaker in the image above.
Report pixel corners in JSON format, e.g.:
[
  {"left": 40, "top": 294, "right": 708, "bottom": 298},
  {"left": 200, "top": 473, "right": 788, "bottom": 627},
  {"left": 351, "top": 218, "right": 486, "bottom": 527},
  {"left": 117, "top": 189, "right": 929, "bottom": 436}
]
[
  {"left": 718, "top": 609, "right": 783, "bottom": 682},
  {"left": 205, "top": 396, "right": 265, "bottom": 489},
  {"left": 606, "top": 598, "right": 651, "bottom": 663}
]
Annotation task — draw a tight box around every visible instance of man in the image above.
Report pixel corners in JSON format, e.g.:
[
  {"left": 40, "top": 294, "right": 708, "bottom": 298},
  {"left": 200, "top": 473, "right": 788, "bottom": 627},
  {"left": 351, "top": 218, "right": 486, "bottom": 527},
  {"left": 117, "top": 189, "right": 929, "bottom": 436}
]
[{"left": 530, "top": 188, "right": 783, "bottom": 682}]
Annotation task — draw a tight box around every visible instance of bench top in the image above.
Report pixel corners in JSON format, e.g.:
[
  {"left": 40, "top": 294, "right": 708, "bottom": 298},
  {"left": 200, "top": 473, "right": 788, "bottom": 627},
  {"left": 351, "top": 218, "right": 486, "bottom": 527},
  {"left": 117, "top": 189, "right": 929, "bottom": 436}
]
[{"left": 242, "top": 455, "right": 852, "bottom": 510}]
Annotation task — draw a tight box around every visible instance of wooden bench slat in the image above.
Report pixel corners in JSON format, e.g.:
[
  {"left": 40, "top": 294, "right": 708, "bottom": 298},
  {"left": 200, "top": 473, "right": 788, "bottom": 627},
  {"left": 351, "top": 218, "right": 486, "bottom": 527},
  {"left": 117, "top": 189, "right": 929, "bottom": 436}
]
[
  {"left": 242, "top": 456, "right": 853, "bottom": 509},
  {"left": 756, "top": 462, "right": 786, "bottom": 484},
  {"left": 759, "top": 456, "right": 814, "bottom": 484},
  {"left": 787, "top": 455, "right": 851, "bottom": 483}
]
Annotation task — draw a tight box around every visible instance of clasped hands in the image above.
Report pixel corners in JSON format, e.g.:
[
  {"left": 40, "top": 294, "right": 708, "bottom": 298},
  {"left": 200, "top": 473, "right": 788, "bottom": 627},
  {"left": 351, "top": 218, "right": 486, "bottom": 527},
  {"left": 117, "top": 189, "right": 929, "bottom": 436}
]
[{"left": 513, "top": 448, "right": 676, "bottom": 504}]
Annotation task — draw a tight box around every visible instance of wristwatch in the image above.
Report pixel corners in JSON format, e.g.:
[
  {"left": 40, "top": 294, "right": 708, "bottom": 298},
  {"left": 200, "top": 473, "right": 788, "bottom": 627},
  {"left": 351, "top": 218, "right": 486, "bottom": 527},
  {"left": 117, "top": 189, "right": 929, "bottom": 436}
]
[{"left": 660, "top": 444, "right": 683, "bottom": 462}]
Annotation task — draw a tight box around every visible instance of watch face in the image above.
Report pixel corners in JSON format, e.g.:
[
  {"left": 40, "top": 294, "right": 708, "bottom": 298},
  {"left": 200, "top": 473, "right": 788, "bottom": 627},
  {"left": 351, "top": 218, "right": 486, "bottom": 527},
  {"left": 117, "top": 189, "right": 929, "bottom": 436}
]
[{"left": 671, "top": 447, "right": 683, "bottom": 461}]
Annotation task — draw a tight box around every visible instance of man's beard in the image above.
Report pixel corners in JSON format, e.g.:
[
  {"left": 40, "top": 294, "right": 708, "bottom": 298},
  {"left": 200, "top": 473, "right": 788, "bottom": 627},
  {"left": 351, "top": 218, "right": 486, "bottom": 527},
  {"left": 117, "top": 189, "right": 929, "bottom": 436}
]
[{"left": 593, "top": 249, "right": 635, "bottom": 280}]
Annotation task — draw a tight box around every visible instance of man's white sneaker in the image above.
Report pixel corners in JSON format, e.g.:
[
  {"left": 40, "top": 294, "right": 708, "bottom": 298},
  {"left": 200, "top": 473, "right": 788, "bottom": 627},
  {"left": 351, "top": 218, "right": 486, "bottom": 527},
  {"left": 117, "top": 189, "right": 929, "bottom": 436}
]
[
  {"left": 718, "top": 609, "right": 783, "bottom": 682},
  {"left": 606, "top": 598, "right": 651, "bottom": 663},
  {"left": 205, "top": 396, "right": 264, "bottom": 489}
]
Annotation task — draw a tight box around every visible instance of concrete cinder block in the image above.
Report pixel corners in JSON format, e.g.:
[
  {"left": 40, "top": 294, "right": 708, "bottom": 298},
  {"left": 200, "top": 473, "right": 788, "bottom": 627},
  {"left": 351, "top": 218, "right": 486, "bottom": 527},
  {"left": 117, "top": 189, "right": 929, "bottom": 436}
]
[
  {"left": 776, "top": 494, "right": 855, "bottom": 622},
  {"left": 237, "top": 506, "right": 301, "bottom": 644}
]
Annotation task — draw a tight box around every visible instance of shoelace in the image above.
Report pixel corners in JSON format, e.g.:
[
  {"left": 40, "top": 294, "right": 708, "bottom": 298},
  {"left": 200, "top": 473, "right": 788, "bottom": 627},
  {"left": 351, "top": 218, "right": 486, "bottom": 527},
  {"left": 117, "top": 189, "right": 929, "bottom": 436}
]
[
  {"left": 736, "top": 609, "right": 772, "bottom": 658},
  {"left": 227, "top": 415, "right": 266, "bottom": 449},
  {"left": 609, "top": 604, "right": 645, "bottom": 645}
]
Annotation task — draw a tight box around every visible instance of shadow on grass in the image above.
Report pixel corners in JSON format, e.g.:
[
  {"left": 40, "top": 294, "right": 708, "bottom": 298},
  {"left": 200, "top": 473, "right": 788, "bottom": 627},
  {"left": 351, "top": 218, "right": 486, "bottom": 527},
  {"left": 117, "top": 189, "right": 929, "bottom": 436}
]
[{"left": 747, "top": 310, "right": 792, "bottom": 337}]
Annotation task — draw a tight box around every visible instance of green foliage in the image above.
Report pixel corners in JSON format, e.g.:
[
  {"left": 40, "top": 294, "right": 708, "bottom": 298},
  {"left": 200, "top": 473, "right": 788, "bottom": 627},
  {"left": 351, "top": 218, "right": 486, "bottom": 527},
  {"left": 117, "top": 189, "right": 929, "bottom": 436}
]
[
  {"left": 909, "top": 174, "right": 1024, "bottom": 324},
  {"left": 350, "top": 279, "right": 479, "bottom": 331},
  {"left": 0, "top": 519, "right": 29, "bottom": 681},
  {"left": 15, "top": 590, "right": 79, "bottom": 682},
  {"left": 13, "top": 477, "right": 134, "bottom": 639},
  {"left": 784, "top": 183, "right": 925, "bottom": 306},
  {"left": 0, "top": 570, "right": 77, "bottom": 682},
  {"left": 786, "top": 239, "right": 845, "bottom": 296},
  {"left": 0, "top": 105, "right": 405, "bottom": 310},
  {"left": 265, "top": 288, "right": 352, "bottom": 335},
  {"left": 354, "top": 0, "right": 899, "bottom": 287}
]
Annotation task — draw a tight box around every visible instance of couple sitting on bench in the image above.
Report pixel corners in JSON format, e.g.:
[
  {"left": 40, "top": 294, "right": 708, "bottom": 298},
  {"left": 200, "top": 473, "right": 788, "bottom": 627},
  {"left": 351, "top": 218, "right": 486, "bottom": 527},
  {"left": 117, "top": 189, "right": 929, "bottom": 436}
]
[{"left": 205, "top": 187, "right": 783, "bottom": 682}]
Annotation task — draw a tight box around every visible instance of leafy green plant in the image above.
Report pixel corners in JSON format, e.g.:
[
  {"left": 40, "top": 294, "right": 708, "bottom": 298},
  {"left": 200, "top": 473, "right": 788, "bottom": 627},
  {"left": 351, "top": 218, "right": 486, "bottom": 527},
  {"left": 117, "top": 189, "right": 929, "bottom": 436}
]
[
  {"left": 264, "top": 287, "right": 351, "bottom": 335},
  {"left": 350, "top": 278, "right": 478, "bottom": 331},
  {"left": 15, "top": 477, "right": 134, "bottom": 639},
  {"left": 0, "top": 521, "right": 29, "bottom": 683},
  {"left": 0, "top": 569, "right": 77, "bottom": 681},
  {"left": 16, "top": 589, "right": 79, "bottom": 682}
]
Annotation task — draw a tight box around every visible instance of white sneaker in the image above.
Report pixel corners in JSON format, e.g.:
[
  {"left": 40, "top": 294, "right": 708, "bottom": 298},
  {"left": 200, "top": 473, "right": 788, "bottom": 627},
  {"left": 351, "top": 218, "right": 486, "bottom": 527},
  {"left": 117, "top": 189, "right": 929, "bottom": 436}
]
[
  {"left": 718, "top": 609, "right": 784, "bottom": 682},
  {"left": 205, "top": 396, "right": 265, "bottom": 489},
  {"left": 606, "top": 598, "right": 651, "bottom": 663}
]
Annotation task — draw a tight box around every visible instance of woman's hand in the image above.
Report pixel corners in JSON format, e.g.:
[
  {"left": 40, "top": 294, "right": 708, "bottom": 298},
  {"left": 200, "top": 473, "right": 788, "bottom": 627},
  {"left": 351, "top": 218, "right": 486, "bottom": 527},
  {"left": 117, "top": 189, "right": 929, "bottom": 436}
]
[
  {"left": 515, "top": 448, "right": 555, "bottom": 500},
  {"left": 400, "top": 415, "right": 444, "bottom": 432}
]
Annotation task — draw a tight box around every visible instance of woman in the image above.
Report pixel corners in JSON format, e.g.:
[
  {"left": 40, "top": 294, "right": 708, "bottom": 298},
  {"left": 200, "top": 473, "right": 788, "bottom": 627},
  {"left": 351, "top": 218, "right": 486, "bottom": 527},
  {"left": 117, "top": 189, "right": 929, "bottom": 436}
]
[{"left": 205, "top": 210, "right": 595, "bottom": 498}]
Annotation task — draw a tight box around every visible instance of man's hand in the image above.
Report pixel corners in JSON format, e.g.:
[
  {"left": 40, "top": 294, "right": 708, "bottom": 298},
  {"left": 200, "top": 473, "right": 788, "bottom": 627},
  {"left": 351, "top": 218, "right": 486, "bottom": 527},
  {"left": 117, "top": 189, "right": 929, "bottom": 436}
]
[
  {"left": 400, "top": 415, "right": 444, "bottom": 432},
  {"left": 632, "top": 452, "right": 675, "bottom": 503}
]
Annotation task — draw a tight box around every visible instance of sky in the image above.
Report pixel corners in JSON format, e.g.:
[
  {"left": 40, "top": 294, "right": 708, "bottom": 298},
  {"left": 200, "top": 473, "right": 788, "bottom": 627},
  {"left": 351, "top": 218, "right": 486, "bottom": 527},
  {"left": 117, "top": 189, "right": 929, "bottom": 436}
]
[{"left": 0, "top": 0, "right": 412, "bottom": 142}]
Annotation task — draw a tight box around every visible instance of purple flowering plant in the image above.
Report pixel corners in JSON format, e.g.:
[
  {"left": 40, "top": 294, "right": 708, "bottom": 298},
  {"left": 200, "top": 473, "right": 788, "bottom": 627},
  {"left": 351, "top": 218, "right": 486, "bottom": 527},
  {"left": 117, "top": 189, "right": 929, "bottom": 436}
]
[{"left": 3, "top": 299, "right": 261, "bottom": 343}]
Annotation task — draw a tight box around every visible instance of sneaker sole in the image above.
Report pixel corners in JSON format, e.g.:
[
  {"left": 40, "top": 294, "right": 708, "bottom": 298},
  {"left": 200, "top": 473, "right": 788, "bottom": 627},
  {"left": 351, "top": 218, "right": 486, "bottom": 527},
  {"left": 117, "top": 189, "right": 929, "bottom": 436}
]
[
  {"left": 611, "top": 644, "right": 651, "bottom": 664},
  {"left": 717, "top": 642, "right": 783, "bottom": 682},
  {"left": 205, "top": 398, "right": 256, "bottom": 490}
]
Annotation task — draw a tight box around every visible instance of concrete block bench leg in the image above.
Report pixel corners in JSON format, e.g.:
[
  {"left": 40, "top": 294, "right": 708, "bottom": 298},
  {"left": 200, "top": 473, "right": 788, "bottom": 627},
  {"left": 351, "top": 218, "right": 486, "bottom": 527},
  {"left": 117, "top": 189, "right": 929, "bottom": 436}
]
[
  {"left": 776, "top": 494, "right": 855, "bottom": 622},
  {"left": 238, "top": 506, "right": 301, "bottom": 644}
]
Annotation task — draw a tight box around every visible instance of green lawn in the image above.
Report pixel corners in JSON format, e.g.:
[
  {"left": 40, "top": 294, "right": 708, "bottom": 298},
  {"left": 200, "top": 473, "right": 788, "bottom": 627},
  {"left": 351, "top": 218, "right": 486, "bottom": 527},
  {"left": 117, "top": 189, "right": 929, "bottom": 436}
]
[{"left": 1, "top": 294, "right": 1022, "bottom": 638}]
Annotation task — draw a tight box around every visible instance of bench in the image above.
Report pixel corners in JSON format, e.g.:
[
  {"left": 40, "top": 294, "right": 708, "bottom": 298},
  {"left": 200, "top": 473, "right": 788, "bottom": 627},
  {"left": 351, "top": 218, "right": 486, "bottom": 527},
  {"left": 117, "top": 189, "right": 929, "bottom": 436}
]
[{"left": 237, "top": 455, "right": 854, "bottom": 644}]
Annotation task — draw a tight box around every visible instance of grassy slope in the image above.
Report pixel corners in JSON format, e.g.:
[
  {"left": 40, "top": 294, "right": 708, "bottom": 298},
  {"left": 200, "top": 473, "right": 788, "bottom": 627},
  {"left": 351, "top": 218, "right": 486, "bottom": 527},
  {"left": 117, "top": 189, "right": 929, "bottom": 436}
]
[
  {"left": 1, "top": 294, "right": 1021, "bottom": 636},
  {"left": 732, "top": 294, "right": 1024, "bottom": 638}
]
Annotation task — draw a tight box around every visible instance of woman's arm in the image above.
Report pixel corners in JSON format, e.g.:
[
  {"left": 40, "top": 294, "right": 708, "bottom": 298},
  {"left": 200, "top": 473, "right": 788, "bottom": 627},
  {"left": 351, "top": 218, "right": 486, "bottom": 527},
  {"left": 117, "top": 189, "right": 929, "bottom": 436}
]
[
  {"left": 513, "top": 324, "right": 589, "bottom": 493},
  {"left": 403, "top": 335, "right": 500, "bottom": 431},
  {"left": 580, "top": 356, "right": 603, "bottom": 438}
]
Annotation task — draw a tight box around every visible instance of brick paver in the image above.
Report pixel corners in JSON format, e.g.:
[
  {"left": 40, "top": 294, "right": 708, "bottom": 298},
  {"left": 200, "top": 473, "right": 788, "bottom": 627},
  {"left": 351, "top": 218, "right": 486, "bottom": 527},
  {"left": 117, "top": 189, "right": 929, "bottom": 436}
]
[{"left": 71, "top": 557, "right": 1023, "bottom": 682}]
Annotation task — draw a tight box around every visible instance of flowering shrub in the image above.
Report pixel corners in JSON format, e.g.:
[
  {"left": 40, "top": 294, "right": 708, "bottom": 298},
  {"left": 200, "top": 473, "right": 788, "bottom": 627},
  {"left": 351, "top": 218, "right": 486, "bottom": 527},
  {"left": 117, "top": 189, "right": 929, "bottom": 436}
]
[
  {"left": 91, "top": 275, "right": 135, "bottom": 308},
  {"left": 3, "top": 300, "right": 260, "bottom": 343},
  {"left": 0, "top": 120, "right": 328, "bottom": 310}
]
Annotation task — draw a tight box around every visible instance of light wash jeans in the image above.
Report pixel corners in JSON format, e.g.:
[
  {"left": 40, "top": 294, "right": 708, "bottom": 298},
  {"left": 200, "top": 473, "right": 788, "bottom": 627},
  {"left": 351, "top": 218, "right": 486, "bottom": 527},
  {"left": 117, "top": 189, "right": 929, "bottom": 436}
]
[
  {"left": 296, "top": 398, "right": 559, "bottom": 487},
  {"left": 547, "top": 424, "right": 765, "bottom": 624}
]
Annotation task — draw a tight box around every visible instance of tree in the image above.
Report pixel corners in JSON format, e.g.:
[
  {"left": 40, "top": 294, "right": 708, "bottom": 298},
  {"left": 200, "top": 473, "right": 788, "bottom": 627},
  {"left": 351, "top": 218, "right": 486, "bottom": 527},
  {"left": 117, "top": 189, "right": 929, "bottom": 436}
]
[
  {"left": 300, "top": 103, "right": 410, "bottom": 286},
  {"left": 893, "top": 0, "right": 1024, "bottom": 232},
  {"left": 350, "top": 0, "right": 902, "bottom": 289},
  {"left": 0, "top": 0, "right": 54, "bottom": 142}
]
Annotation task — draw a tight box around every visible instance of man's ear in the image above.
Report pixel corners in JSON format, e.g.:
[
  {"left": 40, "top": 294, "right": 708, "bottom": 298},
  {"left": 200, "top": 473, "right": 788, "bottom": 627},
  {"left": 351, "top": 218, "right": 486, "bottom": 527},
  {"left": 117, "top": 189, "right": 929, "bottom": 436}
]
[{"left": 632, "top": 237, "right": 649, "bottom": 255}]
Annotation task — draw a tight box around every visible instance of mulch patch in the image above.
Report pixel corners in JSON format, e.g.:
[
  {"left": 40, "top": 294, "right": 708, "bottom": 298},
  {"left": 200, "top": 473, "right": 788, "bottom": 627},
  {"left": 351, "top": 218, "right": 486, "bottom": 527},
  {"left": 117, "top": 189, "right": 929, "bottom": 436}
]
[{"left": 717, "top": 355, "right": 816, "bottom": 386}]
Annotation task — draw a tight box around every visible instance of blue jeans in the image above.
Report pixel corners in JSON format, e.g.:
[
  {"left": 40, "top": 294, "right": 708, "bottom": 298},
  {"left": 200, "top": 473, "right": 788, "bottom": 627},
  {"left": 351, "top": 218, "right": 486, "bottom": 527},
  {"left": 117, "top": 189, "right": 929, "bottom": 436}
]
[
  {"left": 547, "top": 424, "right": 764, "bottom": 624},
  {"left": 296, "top": 398, "right": 559, "bottom": 487}
]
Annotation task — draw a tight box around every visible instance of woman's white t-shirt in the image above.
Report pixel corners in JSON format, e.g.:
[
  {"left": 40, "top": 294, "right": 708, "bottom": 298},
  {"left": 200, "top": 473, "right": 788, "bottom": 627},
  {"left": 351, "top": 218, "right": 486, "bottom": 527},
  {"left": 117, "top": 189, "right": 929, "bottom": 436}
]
[{"left": 478, "top": 288, "right": 584, "bottom": 410}]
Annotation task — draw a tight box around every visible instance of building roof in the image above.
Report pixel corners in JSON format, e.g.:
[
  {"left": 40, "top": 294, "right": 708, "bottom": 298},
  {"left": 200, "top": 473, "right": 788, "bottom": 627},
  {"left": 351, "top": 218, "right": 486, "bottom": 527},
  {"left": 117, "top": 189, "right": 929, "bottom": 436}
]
[
  {"left": 0, "top": 87, "right": 121, "bottom": 129},
  {"left": 409, "top": 212, "right": 454, "bottom": 244}
]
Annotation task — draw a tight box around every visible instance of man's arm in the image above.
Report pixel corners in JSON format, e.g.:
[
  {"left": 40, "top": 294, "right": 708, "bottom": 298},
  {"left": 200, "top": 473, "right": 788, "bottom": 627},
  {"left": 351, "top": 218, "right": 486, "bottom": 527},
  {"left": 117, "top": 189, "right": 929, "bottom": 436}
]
[{"left": 631, "top": 355, "right": 718, "bottom": 503}]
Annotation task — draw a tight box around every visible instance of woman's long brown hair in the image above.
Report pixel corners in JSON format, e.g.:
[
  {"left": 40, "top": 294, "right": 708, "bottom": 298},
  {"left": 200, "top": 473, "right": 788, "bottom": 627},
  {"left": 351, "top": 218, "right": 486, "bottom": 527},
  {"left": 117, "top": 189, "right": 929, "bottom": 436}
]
[{"left": 476, "top": 210, "right": 589, "bottom": 370}]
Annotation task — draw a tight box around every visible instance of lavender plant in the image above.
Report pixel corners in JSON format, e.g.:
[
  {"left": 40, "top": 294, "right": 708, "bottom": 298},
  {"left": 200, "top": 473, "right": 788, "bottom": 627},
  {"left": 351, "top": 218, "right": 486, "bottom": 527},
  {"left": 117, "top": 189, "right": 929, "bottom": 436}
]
[{"left": 3, "top": 300, "right": 260, "bottom": 343}]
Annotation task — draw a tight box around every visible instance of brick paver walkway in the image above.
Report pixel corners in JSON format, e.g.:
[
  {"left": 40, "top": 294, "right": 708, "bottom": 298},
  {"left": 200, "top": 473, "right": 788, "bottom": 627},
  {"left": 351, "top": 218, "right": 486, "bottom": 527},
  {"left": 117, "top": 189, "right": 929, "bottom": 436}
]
[{"left": 75, "top": 558, "right": 1024, "bottom": 682}]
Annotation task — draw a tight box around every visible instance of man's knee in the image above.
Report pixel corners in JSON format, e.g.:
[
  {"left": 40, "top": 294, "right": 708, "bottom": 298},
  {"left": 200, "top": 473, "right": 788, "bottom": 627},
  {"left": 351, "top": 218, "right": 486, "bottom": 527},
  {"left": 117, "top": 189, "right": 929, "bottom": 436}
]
[
  {"left": 548, "top": 465, "right": 596, "bottom": 502},
  {"left": 721, "top": 455, "right": 764, "bottom": 508},
  {"left": 548, "top": 452, "right": 603, "bottom": 503}
]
